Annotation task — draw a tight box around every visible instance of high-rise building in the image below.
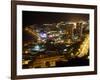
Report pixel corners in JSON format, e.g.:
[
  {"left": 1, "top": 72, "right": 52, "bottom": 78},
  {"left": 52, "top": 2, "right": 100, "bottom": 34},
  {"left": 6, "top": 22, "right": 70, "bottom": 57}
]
[{"left": 73, "top": 22, "right": 83, "bottom": 41}]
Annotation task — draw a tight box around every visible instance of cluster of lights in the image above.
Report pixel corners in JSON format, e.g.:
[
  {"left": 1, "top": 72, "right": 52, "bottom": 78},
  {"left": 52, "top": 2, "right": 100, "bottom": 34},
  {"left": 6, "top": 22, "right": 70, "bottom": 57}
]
[
  {"left": 48, "top": 34, "right": 59, "bottom": 38},
  {"left": 22, "top": 60, "right": 31, "bottom": 65},
  {"left": 76, "top": 34, "right": 89, "bottom": 57},
  {"left": 33, "top": 45, "right": 40, "bottom": 51},
  {"left": 38, "top": 30, "right": 64, "bottom": 43},
  {"left": 24, "top": 21, "right": 88, "bottom": 45}
]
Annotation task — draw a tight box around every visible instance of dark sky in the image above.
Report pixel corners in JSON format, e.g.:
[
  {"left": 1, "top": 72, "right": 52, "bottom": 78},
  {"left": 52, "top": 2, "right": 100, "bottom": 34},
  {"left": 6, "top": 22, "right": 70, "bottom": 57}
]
[{"left": 22, "top": 11, "right": 89, "bottom": 27}]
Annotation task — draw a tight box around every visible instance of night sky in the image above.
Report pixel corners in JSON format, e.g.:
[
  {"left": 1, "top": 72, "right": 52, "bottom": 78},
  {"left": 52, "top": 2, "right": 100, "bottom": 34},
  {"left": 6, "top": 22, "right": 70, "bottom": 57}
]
[{"left": 22, "top": 11, "right": 89, "bottom": 27}]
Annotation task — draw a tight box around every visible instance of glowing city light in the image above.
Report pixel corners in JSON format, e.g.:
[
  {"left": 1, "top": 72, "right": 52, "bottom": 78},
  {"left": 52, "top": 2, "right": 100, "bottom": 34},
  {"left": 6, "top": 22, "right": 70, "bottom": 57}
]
[
  {"left": 77, "top": 34, "right": 89, "bottom": 57},
  {"left": 25, "top": 50, "right": 28, "bottom": 54},
  {"left": 49, "top": 35, "right": 53, "bottom": 38},
  {"left": 34, "top": 45, "right": 40, "bottom": 51},
  {"left": 64, "top": 49, "right": 67, "bottom": 51},
  {"left": 40, "top": 32, "right": 47, "bottom": 38}
]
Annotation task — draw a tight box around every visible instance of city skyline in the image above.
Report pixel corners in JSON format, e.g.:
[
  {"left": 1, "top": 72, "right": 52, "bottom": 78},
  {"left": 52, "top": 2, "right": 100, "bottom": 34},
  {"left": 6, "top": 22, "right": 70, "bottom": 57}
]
[{"left": 22, "top": 11, "right": 89, "bottom": 69}]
